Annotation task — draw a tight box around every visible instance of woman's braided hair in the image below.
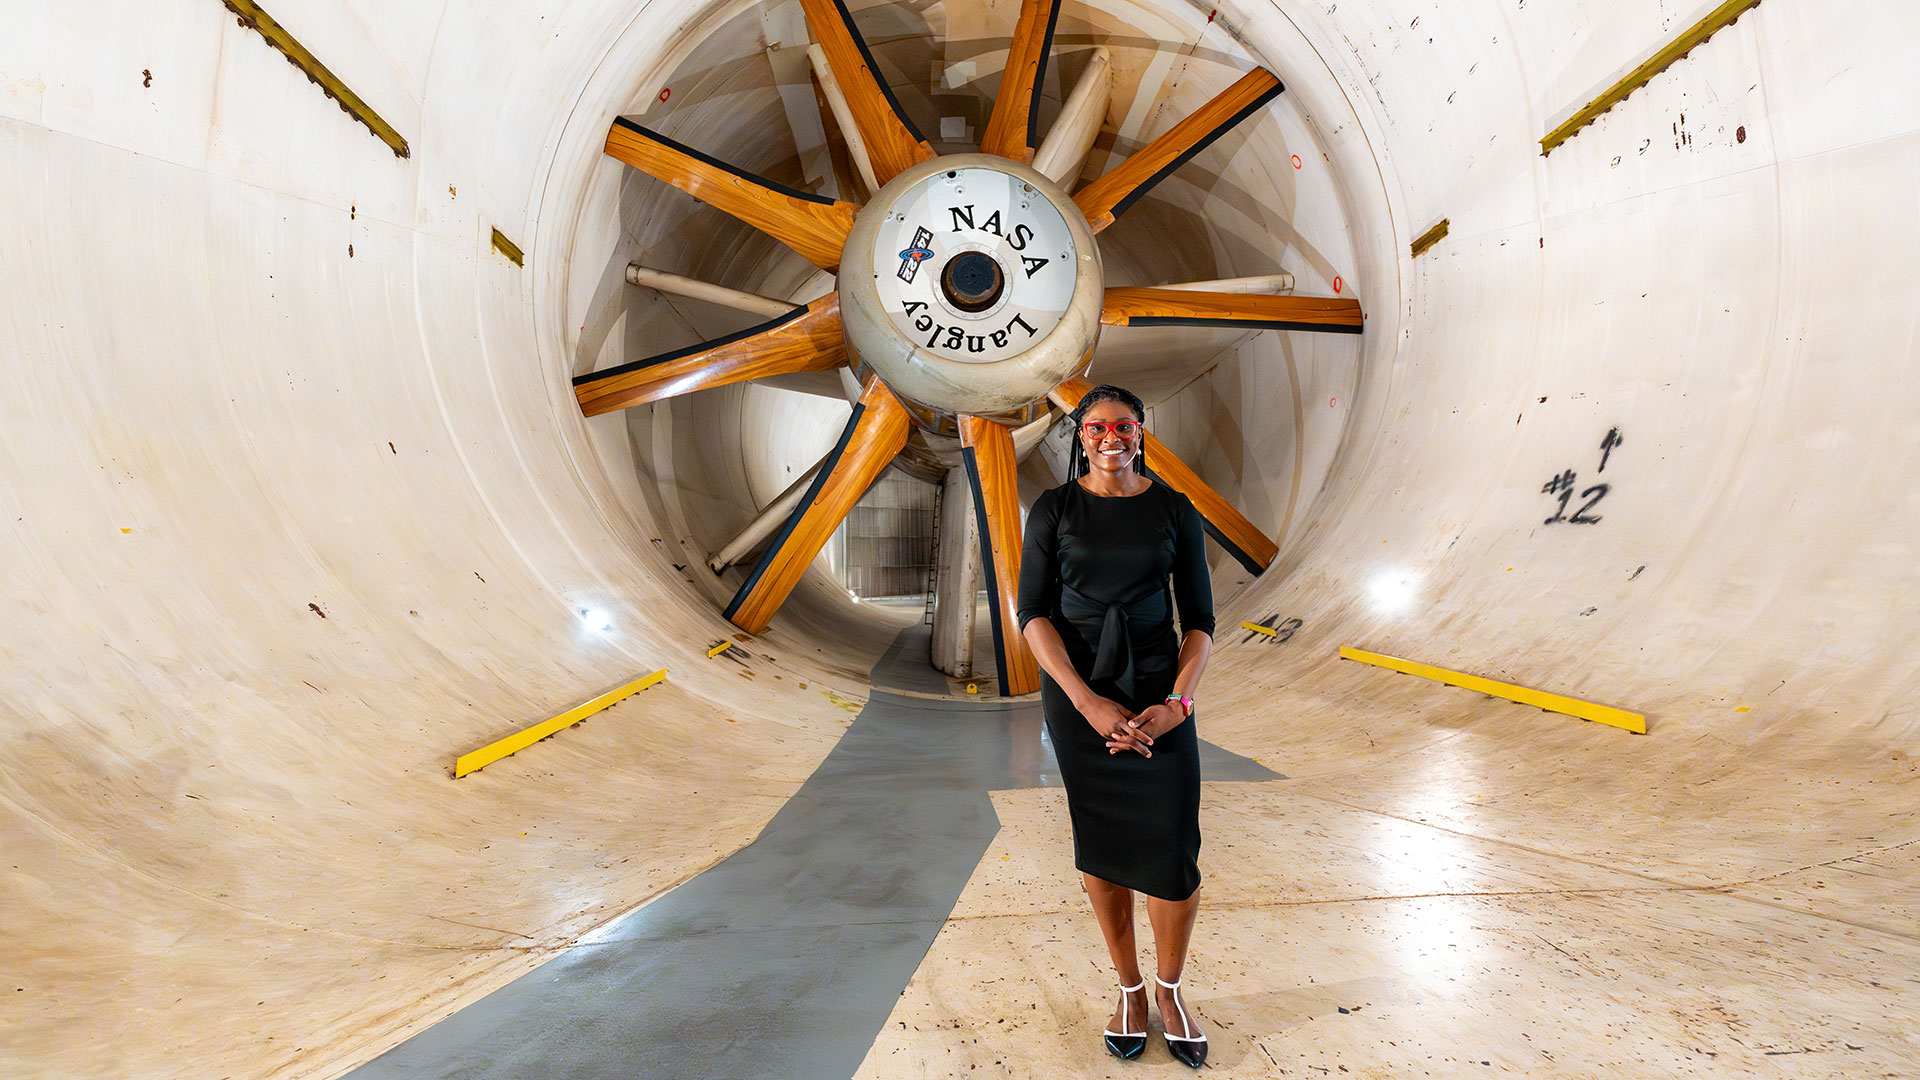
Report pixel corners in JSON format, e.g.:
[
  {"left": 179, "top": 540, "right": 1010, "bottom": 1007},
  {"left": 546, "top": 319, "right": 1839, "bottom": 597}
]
[{"left": 1066, "top": 383, "right": 1148, "bottom": 481}]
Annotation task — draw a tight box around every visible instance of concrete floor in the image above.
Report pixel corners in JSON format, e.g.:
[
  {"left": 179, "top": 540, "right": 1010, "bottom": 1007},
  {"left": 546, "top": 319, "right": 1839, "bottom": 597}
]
[
  {"left": 347, "top": 626, "right": 1279, "bottom": 1079},
  {"left": 5, "top": 1, "right": 1920, "bottom": 1078},
  {"left": 361, "top": 622, "right": 1919, "bottom": 1079},
  {"left": 859, "top": 671, "right": 1920, "bottom": 1077}
]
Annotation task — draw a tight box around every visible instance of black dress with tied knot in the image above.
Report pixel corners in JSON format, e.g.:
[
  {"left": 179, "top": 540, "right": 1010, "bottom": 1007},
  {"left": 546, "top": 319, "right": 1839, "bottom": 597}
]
[{"left": 1016, "top": 480, "right": 1215, "bottom": 901}]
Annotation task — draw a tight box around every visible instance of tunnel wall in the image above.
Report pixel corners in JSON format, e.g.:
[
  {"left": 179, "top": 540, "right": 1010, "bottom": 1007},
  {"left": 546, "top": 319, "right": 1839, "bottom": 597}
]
[
  {"left": 1, "top": 2, "right": 894, "bottom": 1075},
  {"left": 1195, "top": 0, "right": 1920, "bottom": 732},
  {"left": 2, "top": 1, "right": 1916, "bottom": 1077}
]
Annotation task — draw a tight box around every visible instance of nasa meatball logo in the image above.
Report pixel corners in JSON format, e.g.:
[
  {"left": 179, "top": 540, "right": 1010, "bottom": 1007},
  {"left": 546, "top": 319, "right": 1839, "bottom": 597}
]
[{"left": 896, "top": 227, "right": 934, "bottom": 283}]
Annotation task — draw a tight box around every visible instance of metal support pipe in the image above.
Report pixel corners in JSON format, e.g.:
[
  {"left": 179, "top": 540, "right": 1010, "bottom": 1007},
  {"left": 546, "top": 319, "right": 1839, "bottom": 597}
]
[
  {"left": 625, "top": 264, "right": 796, "bottom": 319},
  {"left": 807, "top": 44, "right": 882, "bottom": 195},
  {"left": 929, "top": 465, "right": 979, "bottom": 679},
  {"left": 707, "top": 456, "right": 828, "bottom": 572},
  {"left": 1031, "top": 47, "right": 1111, "bottom": 186},
  {"left": 1011, "top": 409, "right": 1056, "bottom": 461},
  {"left": 1157, "top": 272, "right": 1295, "bottom": 294}
]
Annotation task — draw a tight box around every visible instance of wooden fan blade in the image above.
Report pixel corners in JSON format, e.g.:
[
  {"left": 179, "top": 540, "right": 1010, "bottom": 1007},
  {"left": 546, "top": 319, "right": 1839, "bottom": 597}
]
[
  {"left": 1102, "top": 287, "right": 1362, "bottom": 334},
  {"left": 605, "top": 119, "right": 859, "bottom": 271},
  {"left": 959, "top": 415, "right": 1042, "bottom": 696},
  {"left": 726, "top": 377, "right": 912, "bottom": 633},
  {"left": 979, "top": 0, "right": 1063, "bottom": 163},
  {"left": 574, "top": 295, "right": 847, "bottom": 417},
  {"left": 797, "top": 0, "right": 936, "bottom": 184},
  {"left": 1048, "top": 377, "right": 1277, "bottom": 574},
  {"left": 1072, "top": 68, "right": 1283, "bottom": 233}
]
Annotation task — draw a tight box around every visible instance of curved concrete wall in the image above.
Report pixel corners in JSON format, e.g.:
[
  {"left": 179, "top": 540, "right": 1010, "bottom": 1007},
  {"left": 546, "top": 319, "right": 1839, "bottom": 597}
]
[{"left": 3, "top": 0, "right": 1915, "bottom": 1076}]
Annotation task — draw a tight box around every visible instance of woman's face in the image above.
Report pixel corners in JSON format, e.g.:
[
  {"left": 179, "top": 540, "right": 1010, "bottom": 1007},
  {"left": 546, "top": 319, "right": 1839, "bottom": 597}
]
[{"left": 1078, "top": 399, "right": 1144, "bottom": 476}]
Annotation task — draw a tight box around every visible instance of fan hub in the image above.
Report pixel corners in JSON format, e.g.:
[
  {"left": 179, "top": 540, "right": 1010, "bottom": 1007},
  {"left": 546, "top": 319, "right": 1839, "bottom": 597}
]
[
  {"left": 940, "top": 251, "right": 1005, "bottom": 312},
  {"left": 841, "top": 155, "right": 1104, "bottom": 417}
]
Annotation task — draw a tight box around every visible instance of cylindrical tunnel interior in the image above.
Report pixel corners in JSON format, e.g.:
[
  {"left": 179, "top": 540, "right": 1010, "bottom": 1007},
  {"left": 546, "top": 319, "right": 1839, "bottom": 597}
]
[
  {"left": 575, "top": 0, "right": 1380, "bottom": 654},
  {"left": 4, "top": 0, "right": 1918, "bottom": 1076}
]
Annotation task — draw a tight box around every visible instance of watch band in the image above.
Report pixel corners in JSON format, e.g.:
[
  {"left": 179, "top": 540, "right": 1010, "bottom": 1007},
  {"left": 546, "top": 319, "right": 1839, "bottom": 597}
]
[{"left": 1165, "top": 694, "right": 1194, "bottom": 717}]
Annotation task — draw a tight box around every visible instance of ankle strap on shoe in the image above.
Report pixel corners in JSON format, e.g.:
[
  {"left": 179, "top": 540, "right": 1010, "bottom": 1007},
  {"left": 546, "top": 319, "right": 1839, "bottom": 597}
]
[
  {"left": 1119, "top": 979, "right": 1145, "bottom": 992},
  {"left": 1156, "top": 976, "right": 1208, "bottom": 1044}
]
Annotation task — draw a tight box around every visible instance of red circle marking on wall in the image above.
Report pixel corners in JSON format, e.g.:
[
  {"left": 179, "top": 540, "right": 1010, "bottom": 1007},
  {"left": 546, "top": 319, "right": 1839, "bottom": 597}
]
[
  {"left": 1333, "top": 276, "right": 1343, "bottom": 293},
  {"left": 1291, "top": 154, "right": 1302, "bottom": 170},
  {"left": 659, "top": 87, "right": 672, "bottom": 102},
  {"left": 1329, "top": 397, "right": 1338, "bottom": 408}
]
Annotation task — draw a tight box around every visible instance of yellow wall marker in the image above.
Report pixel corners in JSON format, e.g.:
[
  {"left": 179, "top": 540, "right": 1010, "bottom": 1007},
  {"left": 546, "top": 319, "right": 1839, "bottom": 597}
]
[
  {"left": 222, "top": 0, "right": 411, "bottom": 158},
  {"left": 490, "top": 228, "right": 525, "bottom": 267},
  {"left": 1540, "top": 0, "right": 1765, "bottom": 155},
  {"left": 1409, "top": 218, "right": 1450, "bottom": 258},
  {"left": 707, "top": 640, "right": 739, "bottom": 658},
  {"left": 454, "top": 668, "right": 667, "bottom": 777},
  {"left": 1339, "top": 646, "right": 1645, "bottom": 734},
  {"left": 1241, "top": 621, "right": 1278, "bottom": 637}
]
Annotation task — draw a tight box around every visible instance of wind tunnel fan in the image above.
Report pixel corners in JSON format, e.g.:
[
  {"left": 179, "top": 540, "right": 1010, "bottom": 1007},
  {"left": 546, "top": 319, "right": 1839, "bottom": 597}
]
[{"left": 572, "top": 0, "right": 1363, "bottom": 694}]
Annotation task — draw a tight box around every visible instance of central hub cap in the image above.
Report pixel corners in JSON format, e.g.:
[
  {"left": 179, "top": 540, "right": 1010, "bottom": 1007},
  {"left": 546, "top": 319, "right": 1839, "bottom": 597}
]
[
  {"left": 841, "top": 155, "right": 1104, "bottom": 417},
  {"left": 941, "top": 251, "right": 1004, "bottom": 312}
]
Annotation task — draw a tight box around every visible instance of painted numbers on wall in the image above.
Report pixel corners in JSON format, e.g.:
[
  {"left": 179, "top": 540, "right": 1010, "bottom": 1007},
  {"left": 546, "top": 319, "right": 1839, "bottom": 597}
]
[
  {"left": 1541, "top": 427, "right": 1622, "bottom": 525},
  {"left": 1240, "top": 615, "right": 1303, "bottom": 645}
]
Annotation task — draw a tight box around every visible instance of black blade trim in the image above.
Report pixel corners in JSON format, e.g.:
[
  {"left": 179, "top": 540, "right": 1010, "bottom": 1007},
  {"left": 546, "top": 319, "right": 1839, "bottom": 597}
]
[
  {"left": 1107, "top": 78, "right": 1284, "bottom": 222},
  {"left": 1121, "top": 314, "right": 1362, "bottom": 335},
  {"left": 1144, "top": 465, "right": 1266, "bottom": 576},
  {"left": 960, "top": 443, "right": 1015, "bottom": 697},
  {"left": 611, "top": 117, "right": 839, "bottom": 206},
  {"left": 571, "top": 304, "right": 812, "bottom": 388},
  {"left": 725, "top": 401, "right": 869, "bottom": 622},
  {"left": 1024, "top": 0, "right": 1065, "bottom": 151},
  {"left": 823, "top": 0, "right": 929, "bottom": 144}
]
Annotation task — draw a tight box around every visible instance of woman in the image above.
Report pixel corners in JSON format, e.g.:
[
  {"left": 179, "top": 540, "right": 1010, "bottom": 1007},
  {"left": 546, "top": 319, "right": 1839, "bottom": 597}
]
[{"left": 1016, "top": 384, "right": 1215, "bottom": 1067}]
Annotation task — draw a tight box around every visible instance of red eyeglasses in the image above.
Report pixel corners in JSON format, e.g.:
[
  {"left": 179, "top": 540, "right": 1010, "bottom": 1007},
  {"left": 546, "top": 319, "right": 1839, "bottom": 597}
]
[{"left": 1080, "top": 420, "right": 1142, "bottom": 439}]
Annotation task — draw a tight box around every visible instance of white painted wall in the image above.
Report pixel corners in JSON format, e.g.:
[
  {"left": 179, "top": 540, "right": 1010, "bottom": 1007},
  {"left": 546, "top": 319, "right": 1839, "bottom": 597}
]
[
  {"left": 2, "top": 0, "right": 1915, "bottom": 1075},
  {"left": 1198, "top": 0, "right": 1920, "bottom": 726}
]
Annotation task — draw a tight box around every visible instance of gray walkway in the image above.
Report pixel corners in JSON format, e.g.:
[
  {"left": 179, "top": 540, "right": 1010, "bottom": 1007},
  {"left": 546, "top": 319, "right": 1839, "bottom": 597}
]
[{"left": 348, "top": 626, "right": 1280, "bottom": 1079}]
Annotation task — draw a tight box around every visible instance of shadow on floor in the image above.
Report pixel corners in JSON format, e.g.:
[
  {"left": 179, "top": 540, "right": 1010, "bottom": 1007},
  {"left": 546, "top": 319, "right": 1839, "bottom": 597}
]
[{"left": 347, "top": 625, "right": 1280, "bottom": 1079}]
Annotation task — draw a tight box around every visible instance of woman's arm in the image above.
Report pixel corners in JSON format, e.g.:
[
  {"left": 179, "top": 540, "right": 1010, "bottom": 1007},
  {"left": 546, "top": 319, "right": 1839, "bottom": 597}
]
[
  {"left": 1133, "top": 628, "right": 1212, "bottom": 740},
  {"left": 1171, "top": 628, "right": 1212, "bottom": 700},
  {"left": 1020, "top": 616, "right": 1092, "bottom": 703},
  {"left": 1135, "top": 494, "right": 1217, "bottom": 739}
]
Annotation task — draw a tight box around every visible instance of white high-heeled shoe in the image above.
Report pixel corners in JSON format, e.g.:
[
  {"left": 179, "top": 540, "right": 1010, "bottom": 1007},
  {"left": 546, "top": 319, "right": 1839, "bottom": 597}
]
[
  {"left": 1103, "top": 979, "right": 1147, "bottom": 1060},
  {"left": 1156, "top": 975, "right": 1208, "bottom": 1068}
]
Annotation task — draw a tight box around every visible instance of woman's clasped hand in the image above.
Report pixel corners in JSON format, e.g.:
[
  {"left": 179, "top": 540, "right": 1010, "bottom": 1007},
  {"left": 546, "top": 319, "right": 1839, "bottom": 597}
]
[{"left": 1076, "top": 694, "right": 1187, "bottom": 757}]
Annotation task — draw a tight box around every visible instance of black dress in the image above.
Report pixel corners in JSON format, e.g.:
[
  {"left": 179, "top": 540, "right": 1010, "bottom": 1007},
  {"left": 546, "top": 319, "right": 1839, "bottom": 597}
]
[{"left": 1016, "top": 480, "right": 1216, "bottom": 901}]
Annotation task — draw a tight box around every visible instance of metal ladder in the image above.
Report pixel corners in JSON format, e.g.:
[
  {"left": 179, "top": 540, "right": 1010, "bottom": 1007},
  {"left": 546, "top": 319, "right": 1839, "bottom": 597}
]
[{"left": 923, "top": 482, "right": 942, "bottom": 624}]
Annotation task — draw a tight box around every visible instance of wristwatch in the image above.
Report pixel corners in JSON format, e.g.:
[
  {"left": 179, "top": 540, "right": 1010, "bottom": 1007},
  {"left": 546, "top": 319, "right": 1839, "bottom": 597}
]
[{"left": 1164, "top": 694, "right": 1194, "bottom": 718}]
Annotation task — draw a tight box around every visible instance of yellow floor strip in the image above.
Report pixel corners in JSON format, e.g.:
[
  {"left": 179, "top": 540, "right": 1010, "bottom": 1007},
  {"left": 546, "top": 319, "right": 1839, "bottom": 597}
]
[
  {"left": 454, "top": 668, "right": 668, "bottom": 777},
  {"left": 1241, "top": 621, "right": 1278, "bottom": 637},
  {"left": 1339, "top": 646, "right": 1645, "bottom": 734},
  {"left": 707, "top": 640, "right": 738, "bottom": 658}
]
